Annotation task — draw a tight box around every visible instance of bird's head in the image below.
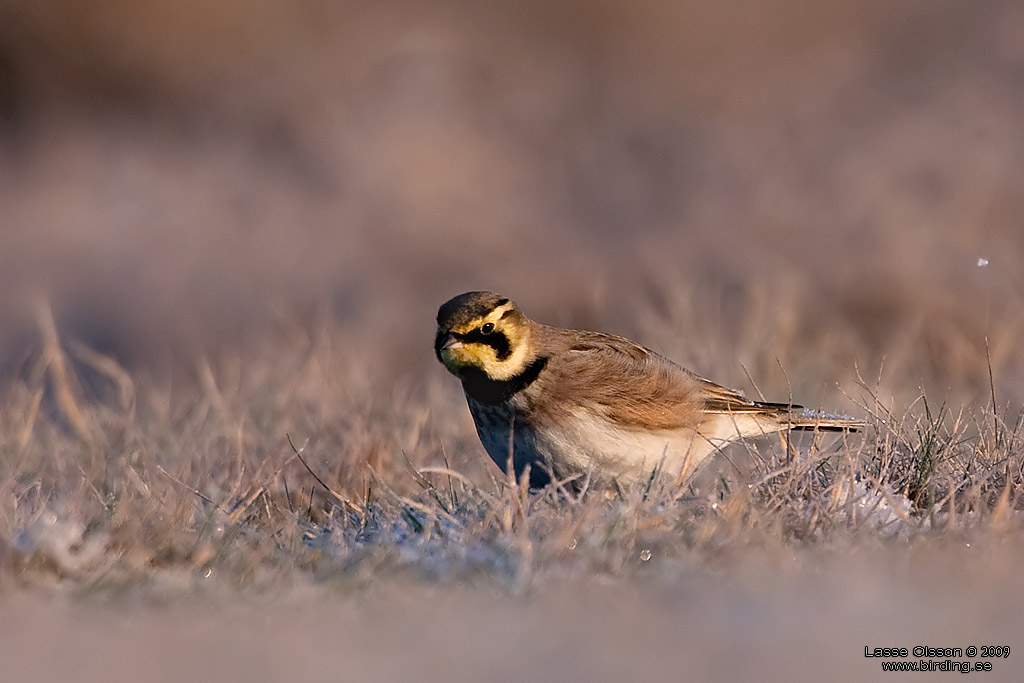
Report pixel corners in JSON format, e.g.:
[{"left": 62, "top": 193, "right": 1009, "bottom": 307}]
[{"left": 434, "top": 292, "right": 533, "bottom": 381}]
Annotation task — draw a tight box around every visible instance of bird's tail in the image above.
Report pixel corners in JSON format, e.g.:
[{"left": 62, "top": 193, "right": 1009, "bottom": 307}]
[{"left": 756, "top": 402, "right": 866, "bottom": 432}]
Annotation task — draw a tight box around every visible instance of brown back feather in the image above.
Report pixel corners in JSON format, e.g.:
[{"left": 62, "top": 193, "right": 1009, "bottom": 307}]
[
  {"left": 526, "top": 325, "right": 863, "bottom": 433},
  {"left": 531, "top": 327, "right": 712, "bottom": 431}
]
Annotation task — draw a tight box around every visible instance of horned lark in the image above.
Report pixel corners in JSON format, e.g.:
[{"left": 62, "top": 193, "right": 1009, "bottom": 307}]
[{"left": 435, "top": 291, "right": 864, "bottom": 489}]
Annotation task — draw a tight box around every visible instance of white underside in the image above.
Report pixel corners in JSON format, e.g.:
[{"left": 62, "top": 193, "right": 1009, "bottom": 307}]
[
  {"left": 470, "top": 395, "right": 779, "bottom": 488},
  {"left": 536, "top": 409, "right": 758, "bottom": 485}
]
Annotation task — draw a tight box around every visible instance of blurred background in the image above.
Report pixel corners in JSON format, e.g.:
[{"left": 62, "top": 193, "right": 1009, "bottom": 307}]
[
  {"left": 1, "top": 0, "right": 1023, "bottom": 410},
  {"left": 3, "top": 7, "right": 1024, "bottom": 677}
]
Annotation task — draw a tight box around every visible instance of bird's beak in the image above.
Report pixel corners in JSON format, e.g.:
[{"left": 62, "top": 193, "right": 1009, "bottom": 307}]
[{"left": 434, "top": 329, "right": 463, "bottom": 362}]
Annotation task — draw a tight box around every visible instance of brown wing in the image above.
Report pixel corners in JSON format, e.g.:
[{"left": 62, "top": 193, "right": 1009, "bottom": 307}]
[
  {"left": 531, "top": 327, "right": 862, "bottom": 433},
  {"left": 540, "top": 329, "right": 734, "bottom": 431},
  {"left": 695, "top": 377, "right": 802, "bottom": 413}
]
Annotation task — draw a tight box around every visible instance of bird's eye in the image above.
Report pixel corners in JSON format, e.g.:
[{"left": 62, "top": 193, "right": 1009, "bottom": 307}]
[{"left": 481, "top": 322, "right": 495, "bottom": 334}]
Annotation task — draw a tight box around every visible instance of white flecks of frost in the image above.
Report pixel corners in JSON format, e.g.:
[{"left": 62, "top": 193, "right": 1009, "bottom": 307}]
[
  {"left": 15, "top": 509, "right": 109, "bottom": 574},
  {"left": 834, "top": 479, "right": 916, "bottom": 536}
]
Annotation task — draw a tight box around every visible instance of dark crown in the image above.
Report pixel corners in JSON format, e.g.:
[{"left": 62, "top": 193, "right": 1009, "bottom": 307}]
[{"left": 436, "top": 291, "right": 511, "bottom": 330}]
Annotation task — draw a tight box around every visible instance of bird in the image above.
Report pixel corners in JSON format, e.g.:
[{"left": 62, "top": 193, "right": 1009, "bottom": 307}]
[{"left": 434, "top": 291, "right": 864, "bottom": 490}]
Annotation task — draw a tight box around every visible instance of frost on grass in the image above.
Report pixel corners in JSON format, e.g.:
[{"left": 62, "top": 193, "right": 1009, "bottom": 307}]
[
  {"left": 831, "top": 478, "right": 915, "bottom": 536},
  {"left": 14, "top": 508, "right": 109, "bottom": 576},
  {"left": 3, "top": 408, "right": 1020, "bottom": 595}
]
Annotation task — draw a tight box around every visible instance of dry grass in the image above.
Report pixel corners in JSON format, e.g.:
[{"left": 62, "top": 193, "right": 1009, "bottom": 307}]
[{"left": 2, "top": 294, "right": 1022, "bottom": 596}]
